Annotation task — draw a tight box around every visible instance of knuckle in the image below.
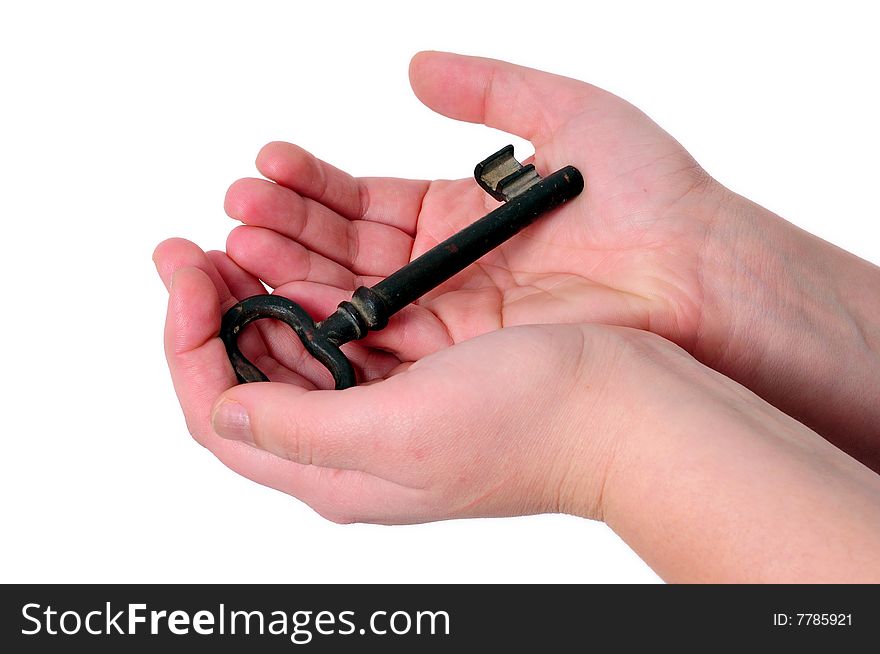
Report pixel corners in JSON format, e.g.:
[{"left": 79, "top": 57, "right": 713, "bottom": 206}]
[
  {"left": 312, "top": 501, "right": 359, "bottom": 525},
  {"left": 319, "top": 509, "right": 358, "bottom": 525},
  {"left": 289, "top": 419, "right": 321, "bottom": 468},
  {"left": 269, "top": 416, "right": 312, "bottom": 465},
  {"left": 183, "top": 416, "right": 209, "bottom": 449}
]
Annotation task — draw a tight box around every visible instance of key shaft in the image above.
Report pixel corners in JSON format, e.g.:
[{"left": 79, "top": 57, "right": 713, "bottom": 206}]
[{"left": 316, "top": 166, "right": 583, "bottom": 346}]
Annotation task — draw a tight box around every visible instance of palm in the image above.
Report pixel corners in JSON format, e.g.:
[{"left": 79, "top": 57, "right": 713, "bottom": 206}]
[{"left": 405, "top": 118, "right": 713, "bottom": 347}]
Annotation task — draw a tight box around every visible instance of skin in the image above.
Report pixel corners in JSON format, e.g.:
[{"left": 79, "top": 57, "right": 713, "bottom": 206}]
[{"left": 154, "top": 51, "right": 880, "bottom": 581}]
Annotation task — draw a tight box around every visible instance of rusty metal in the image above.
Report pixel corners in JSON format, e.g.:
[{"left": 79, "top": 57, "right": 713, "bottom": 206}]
[{"left": 220, "top": 146, "right": 584, "bottom": 389}]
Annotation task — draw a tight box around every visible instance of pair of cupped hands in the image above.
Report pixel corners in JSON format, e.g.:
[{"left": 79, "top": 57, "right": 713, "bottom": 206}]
[{"left": 155, "top": 52, "right": 880, "bottom": 581}]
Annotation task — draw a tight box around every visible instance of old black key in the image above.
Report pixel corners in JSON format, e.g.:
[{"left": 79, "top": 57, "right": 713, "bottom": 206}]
[{"left": 220, "top": 145, "right": 584, "bottom": 389}]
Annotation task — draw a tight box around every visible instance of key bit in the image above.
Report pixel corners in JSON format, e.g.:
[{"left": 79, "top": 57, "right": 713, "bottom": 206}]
[
  {"left": 474, "top": 144, "right": 543, "bottom": 201},
  {"left": 220, "top": 145, "right": 584, "bottom": 389}
]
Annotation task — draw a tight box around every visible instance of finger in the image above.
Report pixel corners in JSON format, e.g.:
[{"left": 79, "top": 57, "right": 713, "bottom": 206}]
[
  {"left": 256, "top": 141, "right": 429, "bottom": 235},
  {"left": 211, "top": 377, "right": 427, "bottom": 484},
  {"left": 350, "top": 177, "right": 430, "bottom": 236},
  {"left": 154, "top": 241, "right": 254, "bottom": 361},
  {"left": 163, "top": 265, "right": 238, "bottom": 446},
  {"left": 206, "top": 249, "right": 316, "bottom": 388},
  {"left": 225, "top": 177, "right": 412, "bottom": 276},
  {"left": 409, "top": 51, "right": 596, "bottom": 144},
  {"left": 225, "top": 225, "right": 356, "bottom": 290},
  {"left": 153, "top": 237, "right": 234, "bottom": 306},
  {"left": 205, "top": 246, "right": 276, "bottom": 367},
  {"left": 154, "top": 239, "right": 311, "bottom": 390},
  {"left": 206, "top": 248, "right": 266, "bottom": 299},
  {"left": 255, "top": 141, "right": 363, "bottom": 220}
]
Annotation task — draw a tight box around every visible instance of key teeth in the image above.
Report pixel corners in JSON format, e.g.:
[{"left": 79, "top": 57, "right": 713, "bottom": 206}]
[{"left": 475, "top": 145, "right": 543, "bottom": 202}]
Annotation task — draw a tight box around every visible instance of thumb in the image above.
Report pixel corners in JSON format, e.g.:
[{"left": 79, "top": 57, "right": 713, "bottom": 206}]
[
  {"left": 210, "top": 378, "right": 422, "bottom": 480},
  {"left": 408, "top": 50, "right": 596, "bottom": 143}
]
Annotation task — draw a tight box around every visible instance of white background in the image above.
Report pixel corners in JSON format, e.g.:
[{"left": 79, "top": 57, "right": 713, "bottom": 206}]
[{"left": 1, "top": 1, "right": 877, "bottom": 583}]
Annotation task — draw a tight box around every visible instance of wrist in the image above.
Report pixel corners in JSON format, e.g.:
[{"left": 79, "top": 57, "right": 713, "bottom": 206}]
[
  {"left": 549, "top": 327, "right": 709, "bottom": 522},
  {"left": 598, "top": 359, "right": 880, "bottom": 582},
  {"left": 693, "top": 186, "right": 809, "bottom": 371},
  {"left": 542, "top": 326, "right": 648, "bottom": 521},
  {"left": 692, "top": 186, "right": 880, "bottom": 466},
  {"left": 539, "top": 325, "right": 880, "bottom": 582}
]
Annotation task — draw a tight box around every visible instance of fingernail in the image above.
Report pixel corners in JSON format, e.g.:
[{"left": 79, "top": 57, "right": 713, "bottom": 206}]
[{"left": 212, "top": 399, "right": 253, "bottom": 443}]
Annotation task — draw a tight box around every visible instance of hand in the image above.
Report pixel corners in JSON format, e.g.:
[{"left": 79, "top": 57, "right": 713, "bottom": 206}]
[
  {"left": 222, "top": 51, "right": 880, "bottom": 468},
  {"left": 153, "top": 237, "right": 617, "bottom": 522},
  {"left": 153, "top": 240, "right": 880, "bottom": 581}
]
